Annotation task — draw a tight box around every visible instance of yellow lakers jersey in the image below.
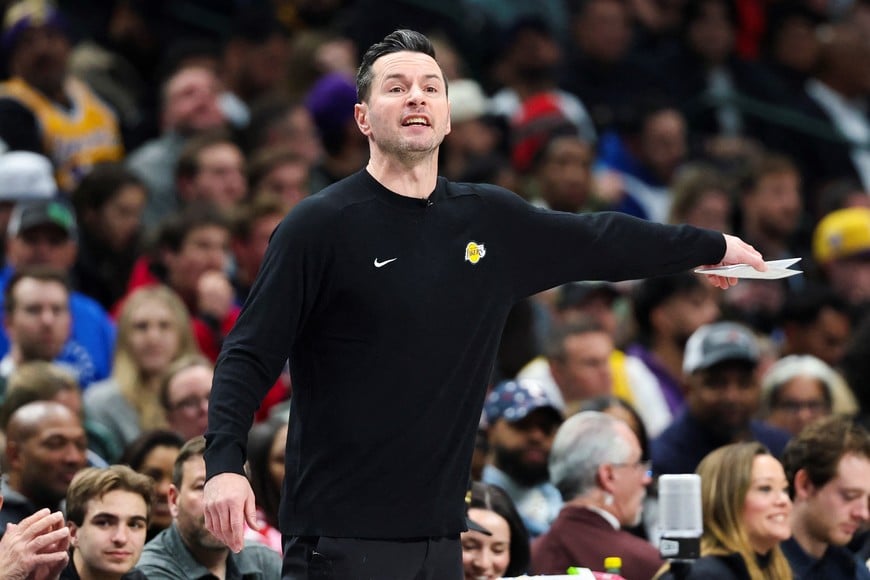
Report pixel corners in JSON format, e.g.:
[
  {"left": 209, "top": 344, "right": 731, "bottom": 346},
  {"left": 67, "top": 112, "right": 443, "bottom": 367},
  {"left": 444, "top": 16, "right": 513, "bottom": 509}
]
[{"left": 0, "top": 76, "right": 123, "bottom": 191}]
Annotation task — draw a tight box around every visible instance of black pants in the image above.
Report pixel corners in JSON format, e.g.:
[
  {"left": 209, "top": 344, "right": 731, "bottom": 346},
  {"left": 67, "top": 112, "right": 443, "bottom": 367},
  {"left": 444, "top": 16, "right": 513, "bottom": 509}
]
[{"left": 281, "top": 535, "right": 462, "bottom": 580}]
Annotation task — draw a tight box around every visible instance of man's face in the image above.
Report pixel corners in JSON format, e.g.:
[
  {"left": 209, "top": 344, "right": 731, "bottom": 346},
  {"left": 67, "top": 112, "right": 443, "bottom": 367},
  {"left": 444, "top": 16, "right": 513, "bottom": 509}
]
[
  {"left": 538, "top": 136, "right": 594, "bottom": 214},
  {"left": 162, "top": 67, "right": 225, "bottom": 134},
  {"left": 488, "top": 408, "right": 561, "bottom": 486},
  {"left": 9, "top": 25, "right": 69, "bottom": 95},
  {"left": 355, "top": 51, "right": 451, "bottom": 161},
  {"left": 5, "top": 277, "right": 71, "bottom": 361},
  {"left": 550, "top": 331, "right": 613, "bottom": 403},
  {"left": 70, "top": 489, "right": 148, "bottom": 578},
  {"left": 825, "top": 256, "right": 870, "bottom": 307},
  {"left": 232, "top": 212, "right": 284, "bottom": 280},
  {"left": 640, "top": 109, "right": 686, "bottom": 183},
  {"left": 7, "top": 224, "right": 76, "bottom": 270},
  {"left": 185, "top": 143, "right": 247, "bottom": 209},
  {"left": 257, "top": 163, "right": 309, "bottom": 210},
  {"left": 745, "top": 171, "right": 802, "bottom": 240},
  {"left": 165, "top": 365, "right": 212, "bottom": 442},
  {"left": 163, "top": 225, "right": 230, "bottom": 300},
  {"left": 797, "top": 453, "right": 870, "bottom": 548},
  {"left": 687, "top": 361, "right": 760, "bottom": 436},
  {"left": 766, "top": 376, "right": 831, "bottom": 437},
  {"left": 655, "top": 287, "right": 720, "bottom": 346},
  {"left": 608, "top": 422, "right": 651, "bottom": 527},
  {"left": 574, "top": 0, "right": 631, "bottom": 63},
  {"left": 170, "top": 455, "right": 226, "bottom": 551},
  {"left": 12, "top": 410, "right": 87, "bottom": 504},
  {"left": 786, "top": 306, "right": 851, "bottom": 367}
]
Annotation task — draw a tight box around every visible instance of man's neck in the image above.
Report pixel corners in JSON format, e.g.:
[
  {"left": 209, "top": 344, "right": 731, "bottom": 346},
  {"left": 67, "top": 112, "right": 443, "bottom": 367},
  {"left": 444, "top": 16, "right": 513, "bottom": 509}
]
[
  {"left": 790, "top": 507, "right": 829, "bottom": 559},
  {"left": 566, "top": 492, "right": 620, "bottom": 529},
  {"left": 366, "top": 151, "right": 439, "bottom": 199},
  {"left": 185, "top": 541, "right": 229, "bottom": 578}
]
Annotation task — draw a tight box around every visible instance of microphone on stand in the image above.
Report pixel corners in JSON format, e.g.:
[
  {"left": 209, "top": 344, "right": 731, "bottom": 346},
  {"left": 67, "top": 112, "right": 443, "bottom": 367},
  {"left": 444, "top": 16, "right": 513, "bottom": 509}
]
[{"left": 658, "top": 474, "right": 703, "bottom": 580}]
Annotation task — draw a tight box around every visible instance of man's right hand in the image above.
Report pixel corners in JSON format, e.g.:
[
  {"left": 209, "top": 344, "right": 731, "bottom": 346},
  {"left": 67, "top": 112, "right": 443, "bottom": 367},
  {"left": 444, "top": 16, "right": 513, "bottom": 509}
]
[
  {"left": 0, "top": 508, "right": 70, "bottom": 580},
  {"left": 203, "top": 472, "right": 260, "bottom": 553}
]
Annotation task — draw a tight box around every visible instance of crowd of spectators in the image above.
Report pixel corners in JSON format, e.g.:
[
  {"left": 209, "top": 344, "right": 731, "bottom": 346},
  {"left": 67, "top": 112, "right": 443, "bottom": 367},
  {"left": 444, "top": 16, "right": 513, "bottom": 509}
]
[{"left": 0, "top": 0, "right": 870, "bottom": 578}]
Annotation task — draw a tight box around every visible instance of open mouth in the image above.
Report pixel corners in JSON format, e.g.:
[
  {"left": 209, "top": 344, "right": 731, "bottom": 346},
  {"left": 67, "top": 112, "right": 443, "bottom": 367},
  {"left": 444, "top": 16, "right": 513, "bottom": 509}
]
[{"left": 402, "top": 116, "right": 430, "bottom": 127}]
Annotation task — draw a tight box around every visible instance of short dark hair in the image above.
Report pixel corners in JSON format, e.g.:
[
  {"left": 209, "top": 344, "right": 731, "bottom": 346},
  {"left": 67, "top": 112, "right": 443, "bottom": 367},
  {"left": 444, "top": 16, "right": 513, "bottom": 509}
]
[
  {"left": 467, "top": 481, "right": 530, "bottom": 576},
  {"left": 175, "top": 129, "right": 238, "bottom": 182},
  {"left": 631, "top": 272, "right": 705, "bottom": 343},
  {"left": 120, "top": 429, "right": 185, "bottom": 471},
  {"left": 172, "top": 435, "right": 207, "bottom": 488},
  {"left": 544, "top": 318, "right": 608, "bottom": 362},
  {"left": 4, "top": 266, "right": 70, "bottom": 316},
  {"left": 356, "top": 29, "right": 439, "bottom": 103},
  {"left": 71, "top": 163, "right": 147, "bottom": 216},
  {"left": 66, "top": 465, "right": 154, "bottom": 527},
  {"left": 153, "top": 202, "right": 230, "bottom": 255},
  {"left": 781, "top": 416, "right": 870, "bottom": 497},
  {"left": 0, "top": 362, "right": 79, "bottom": 430}
]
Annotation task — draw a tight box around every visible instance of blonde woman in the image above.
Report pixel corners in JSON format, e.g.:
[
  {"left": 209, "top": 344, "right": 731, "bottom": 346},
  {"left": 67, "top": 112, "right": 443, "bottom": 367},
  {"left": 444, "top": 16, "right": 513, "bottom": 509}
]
[
  {"left": 85, "top": 286, "right": 199, "bottom": 455},
  {"left": 658, "top": 442, "right": 793, "bottom": 579}
]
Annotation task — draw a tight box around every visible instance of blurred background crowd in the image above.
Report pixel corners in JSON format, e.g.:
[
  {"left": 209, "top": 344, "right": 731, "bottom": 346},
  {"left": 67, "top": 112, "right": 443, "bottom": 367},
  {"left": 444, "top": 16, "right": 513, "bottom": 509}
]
[{"left": 1, "top": 0, "right": 870, "bottom": 578}]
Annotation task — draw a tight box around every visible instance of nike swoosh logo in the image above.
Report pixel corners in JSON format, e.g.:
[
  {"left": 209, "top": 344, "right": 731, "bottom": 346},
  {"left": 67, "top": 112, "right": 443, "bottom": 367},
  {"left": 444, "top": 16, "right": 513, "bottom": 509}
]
[{"left": 374, "top": 257, "right": 398, "bottom": 268}]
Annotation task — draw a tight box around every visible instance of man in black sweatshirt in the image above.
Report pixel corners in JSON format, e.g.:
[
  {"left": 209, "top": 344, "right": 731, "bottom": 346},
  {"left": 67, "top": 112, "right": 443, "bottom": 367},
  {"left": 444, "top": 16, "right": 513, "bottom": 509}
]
[{"left": 203, "top": 29, "right": 766, "bottom": 579}]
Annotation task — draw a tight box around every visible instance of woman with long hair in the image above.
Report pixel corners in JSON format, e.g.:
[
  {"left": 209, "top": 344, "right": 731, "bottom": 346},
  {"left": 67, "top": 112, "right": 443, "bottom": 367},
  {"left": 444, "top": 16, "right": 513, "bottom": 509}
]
[
  {"left": 85, "top": 285, "right": 200, "bottom": 453},
  {"left": 658, "top": 442, "right": 793, "bottom": 579},
  {"left": 244, "top": 416, "right": 289, "bottom": 552},
  {"left": 462, "top": 481, "right": 530, "bottom": 580}
]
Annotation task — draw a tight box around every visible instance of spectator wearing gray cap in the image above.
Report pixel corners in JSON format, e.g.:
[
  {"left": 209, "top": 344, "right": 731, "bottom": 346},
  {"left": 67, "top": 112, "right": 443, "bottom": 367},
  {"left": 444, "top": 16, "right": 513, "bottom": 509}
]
[
  {"left": 0, "top": 151, "right": 57, "bottom": 265},
  {"left": 651, "top": 321, "right": 791, "bottom": 476},
  {"left": 0, "top": 200, "right": 115, "bottom": 386},
  {"left": 481, "top": 378, "right": 564, "bottom": 538}
]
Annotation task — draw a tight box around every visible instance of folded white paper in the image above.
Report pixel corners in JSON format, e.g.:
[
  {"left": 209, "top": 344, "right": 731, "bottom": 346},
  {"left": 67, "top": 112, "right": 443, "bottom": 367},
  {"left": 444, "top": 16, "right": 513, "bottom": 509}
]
[{"left": 694, "top": 258, "right": 802, "bottom": 280}]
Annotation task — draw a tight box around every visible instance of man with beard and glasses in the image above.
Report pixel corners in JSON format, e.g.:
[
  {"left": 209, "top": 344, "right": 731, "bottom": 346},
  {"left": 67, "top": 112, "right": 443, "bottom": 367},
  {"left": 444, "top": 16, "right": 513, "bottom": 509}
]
[
  {"left": 651, "top": 321, "right": 791, "bottom": 476},
  {"left": 136, "top": 436, "right": 280, "bottom": 580},
  {"left": 481, "top": 379, "right": 564, "bottom": 538}
]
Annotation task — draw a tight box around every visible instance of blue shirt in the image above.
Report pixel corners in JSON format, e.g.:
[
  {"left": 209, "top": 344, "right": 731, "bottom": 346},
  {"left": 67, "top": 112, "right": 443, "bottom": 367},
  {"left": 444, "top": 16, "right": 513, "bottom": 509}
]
[
  {"left": 482, "top": 464, "right": 562, "bottom": 538},
  {"left": 0, "top": 265, "right": 115, "bottom": 386}
]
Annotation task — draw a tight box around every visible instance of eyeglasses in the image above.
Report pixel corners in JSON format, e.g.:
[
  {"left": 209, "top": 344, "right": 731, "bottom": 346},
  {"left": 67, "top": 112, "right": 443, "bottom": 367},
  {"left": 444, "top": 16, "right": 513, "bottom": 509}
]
[
  {"left": 611, "top": 459, "right": 653, "bottom": 478},
  {"left": 774, "top": 400, "right": 830, "bottom": 415},
  {"left": 169, "top": 393, "right": 210, "bottom": 412}
]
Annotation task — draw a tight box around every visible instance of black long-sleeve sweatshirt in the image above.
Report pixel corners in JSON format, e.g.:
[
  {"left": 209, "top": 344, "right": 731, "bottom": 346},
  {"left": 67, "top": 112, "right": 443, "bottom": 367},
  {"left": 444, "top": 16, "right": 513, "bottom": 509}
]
[{"left": 205, "top": 169, "right": 725, "bottom": 538}]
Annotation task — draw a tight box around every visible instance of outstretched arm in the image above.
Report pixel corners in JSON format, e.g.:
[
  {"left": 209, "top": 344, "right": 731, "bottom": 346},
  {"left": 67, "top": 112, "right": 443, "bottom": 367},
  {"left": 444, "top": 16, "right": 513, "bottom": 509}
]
[{"left": 703, "top": 234, "right": 767, "bottom": 289}]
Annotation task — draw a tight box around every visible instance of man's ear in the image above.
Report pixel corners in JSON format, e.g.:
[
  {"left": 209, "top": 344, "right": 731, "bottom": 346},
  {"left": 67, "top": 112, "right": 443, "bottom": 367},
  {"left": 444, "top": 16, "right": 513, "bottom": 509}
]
[
  {"left": 793, "top": 468, "right": 815, "bottom": 501},
  {"left": 355, "top": 103, "right": 371, "bottom": 136},
  {"left": 68, "top": 521, "right": 79, "bottom": 548},
  {"left": 5, "top": 439, "right": 23, "bottom": 473},
  {"left": 169, "top": 484, "right": 180, "bottom": 519},
  {"left": 597, "top": 463, "right": 616, "bottom": 495}
]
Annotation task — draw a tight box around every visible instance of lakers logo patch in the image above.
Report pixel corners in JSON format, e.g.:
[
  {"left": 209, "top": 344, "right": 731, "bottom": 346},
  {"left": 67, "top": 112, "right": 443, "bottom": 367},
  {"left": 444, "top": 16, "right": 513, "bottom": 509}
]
[{"left": 465, "top": 241, "right": 486, "bottom": 264}]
